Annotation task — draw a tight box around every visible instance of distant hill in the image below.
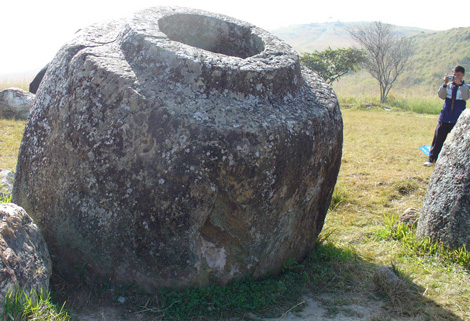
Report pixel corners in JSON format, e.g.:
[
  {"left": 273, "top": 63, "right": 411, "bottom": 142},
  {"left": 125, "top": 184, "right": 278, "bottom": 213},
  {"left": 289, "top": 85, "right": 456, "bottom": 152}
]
[
  {"left": 271, "top": 22, "right": 429, "bottom": 53},
  {"left": 333, "top": 27, "right": 470, "bottom": 96},
  {"left": 272, "top": 23, "right": 470, "bottom": 97},
  {"left": 400, "top": 27, "right": 470, "bottom": 91}
]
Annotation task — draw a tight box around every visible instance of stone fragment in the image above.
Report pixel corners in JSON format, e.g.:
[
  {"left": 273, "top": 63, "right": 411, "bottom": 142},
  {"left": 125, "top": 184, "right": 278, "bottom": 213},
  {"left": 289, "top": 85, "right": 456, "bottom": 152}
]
[
  {"left": 417, "top": 109, "right": 470, "bottom": 249},
  {"left": 0, "top": 170, "right": 14, "bottom": 195},
  {"left": 0, "top": 88, "right": 35, "bottom": 119},
  {"left": 0, "top": 203, "right": 52, "bottom": 312},
  {"left": 12, "top": 7, "right": 343, "bottom": 290},
  {"left": 393, "top": 207, "right": 419, "bottom": 230},
  {"left": 373, "top": 265, "right": 406, "bottom": 291}
]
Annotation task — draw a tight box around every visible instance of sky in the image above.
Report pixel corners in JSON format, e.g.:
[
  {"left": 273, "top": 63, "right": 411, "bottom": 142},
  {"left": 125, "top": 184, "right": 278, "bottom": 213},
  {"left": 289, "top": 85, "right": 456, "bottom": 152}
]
[{"left": 1, "top": 0, "right": 468, "bottom": 78}]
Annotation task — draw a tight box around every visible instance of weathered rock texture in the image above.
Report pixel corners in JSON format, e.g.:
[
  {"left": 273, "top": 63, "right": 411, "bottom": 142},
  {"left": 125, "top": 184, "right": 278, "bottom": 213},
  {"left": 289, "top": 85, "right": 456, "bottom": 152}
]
[
  {"left": 0, "top": 169, "right": 14, "bottom": 195},
  {"left": 0, "top": 88, "right": 35, "bottom": 119},
  {"left": 13, "top": 7, "right": 342, "bottom": 290},
  {"left": 418, "top": 109, "right": 470, "bottom": 249},
  {"left": 0, "top": 204, "right": 52, "bottom": 310}
]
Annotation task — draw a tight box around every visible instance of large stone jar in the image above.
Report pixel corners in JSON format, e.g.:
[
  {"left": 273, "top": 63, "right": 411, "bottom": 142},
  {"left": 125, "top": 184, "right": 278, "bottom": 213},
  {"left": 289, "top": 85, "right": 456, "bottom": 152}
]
[{"left": 13, "top": 7, "right": 342, "bottom": 290}]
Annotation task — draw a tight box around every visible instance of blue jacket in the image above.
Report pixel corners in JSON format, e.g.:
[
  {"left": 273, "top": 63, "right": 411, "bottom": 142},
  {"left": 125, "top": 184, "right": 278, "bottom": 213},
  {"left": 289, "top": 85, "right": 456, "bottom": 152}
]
[{"left": 438, "top": 81, "right": 470, "bottom": 123}]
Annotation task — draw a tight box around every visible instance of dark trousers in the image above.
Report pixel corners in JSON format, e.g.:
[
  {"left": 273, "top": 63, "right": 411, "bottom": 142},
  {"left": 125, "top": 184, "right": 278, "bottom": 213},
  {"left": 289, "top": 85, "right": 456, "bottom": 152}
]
[{"left": 429, "top": 122, "right": 455, "bottom": 162}]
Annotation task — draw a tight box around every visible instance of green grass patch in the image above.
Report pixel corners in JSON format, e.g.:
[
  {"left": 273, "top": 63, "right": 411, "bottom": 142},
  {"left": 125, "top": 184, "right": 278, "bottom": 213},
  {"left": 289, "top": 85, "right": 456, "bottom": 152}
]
[
  {"left": 338, "top": 94, "right": 442, "bottom": 114},
  {"left": 376, "top": 217, "right": 470, "bottom": 269},
  {"left": 155, "top": 271, "right": 305, "bottom": 319},
  {"left": 386, "top": 94, "right": 442, "bottom": 114},
  {"left": 73, "top": 239, "right": 373, "bottom": 320},
  {"left": 57, "top": 253, "right": 308, "bottom": 320},
  {"left": 2, "top": 289, "right": 69, "bottom": 321}
]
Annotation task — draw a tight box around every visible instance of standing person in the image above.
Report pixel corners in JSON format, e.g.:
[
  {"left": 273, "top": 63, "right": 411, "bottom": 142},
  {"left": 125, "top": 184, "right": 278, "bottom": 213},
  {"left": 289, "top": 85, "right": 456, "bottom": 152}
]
[{"left": 424, "top": 65, "right": 470, "bottom": 166}]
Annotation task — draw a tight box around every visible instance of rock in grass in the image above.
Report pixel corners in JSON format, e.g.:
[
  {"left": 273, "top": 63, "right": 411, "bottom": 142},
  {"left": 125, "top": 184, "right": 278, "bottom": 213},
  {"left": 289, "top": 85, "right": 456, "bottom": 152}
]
[
  {"left": 0, "top": 169, "right": 14, "bottom": 195},
  {"left": 0, "top": 88, "right": 35, "bottom": 119},
  {"left": 373, "top": 265, "right": 410, "bottom": 306},
  {"left": 0, "top": 204, "right": 52, "bottom": 311},
  {"left": 393, "top": 207, "right": 419, "bottom": 230},
  {"left": 418, "top": 109, "right": 470, "bottom": 249},
  {"left": 373, "top": 265, "right": 406, "bottom": 291},
  {"left": 12, "top": 7, "right": 342, "bottom": 290}
]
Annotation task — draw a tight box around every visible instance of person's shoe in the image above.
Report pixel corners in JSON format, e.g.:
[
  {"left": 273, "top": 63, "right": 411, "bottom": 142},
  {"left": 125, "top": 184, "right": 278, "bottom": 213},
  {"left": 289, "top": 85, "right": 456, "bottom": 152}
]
[{"left": 423, "top": 161, "right": 435, "bottom": 167}]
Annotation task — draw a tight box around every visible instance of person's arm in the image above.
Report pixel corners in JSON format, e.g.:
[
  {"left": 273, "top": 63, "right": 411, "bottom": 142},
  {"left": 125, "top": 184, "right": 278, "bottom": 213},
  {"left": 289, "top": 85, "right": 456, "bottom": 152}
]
[
  {"left": 438, "top": 85, "right": 447, "bottom": 100},
  {"left": 460, "top": 83, "right": 470, "bottom": 101},
  {"left": 438, "top": 75, "right": 449, "bottom": 100}
]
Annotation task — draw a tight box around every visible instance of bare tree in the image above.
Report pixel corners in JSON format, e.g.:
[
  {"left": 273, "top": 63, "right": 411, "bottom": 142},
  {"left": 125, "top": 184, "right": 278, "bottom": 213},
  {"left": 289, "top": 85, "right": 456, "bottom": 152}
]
[{"left": 349, "top": 22, "right": 413, "bottom": 103}]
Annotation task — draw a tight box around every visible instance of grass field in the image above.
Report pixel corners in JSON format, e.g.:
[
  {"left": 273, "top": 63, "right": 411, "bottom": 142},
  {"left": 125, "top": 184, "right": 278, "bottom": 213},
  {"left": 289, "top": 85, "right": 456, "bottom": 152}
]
[
  {"left": 0, "top": 77, "right": 29, "bottom": 92},
  {"left": 0, "top": 118, "right": 25, "bottom": 172},
  {"left": 326, "top": 108, "right": 469, "bottom": 320},
  {"left": 1, "top": 106, "right": 469, "bottom": 320},
  {"left": 337, "top": 94, "right": 444, "bottom": 115}
]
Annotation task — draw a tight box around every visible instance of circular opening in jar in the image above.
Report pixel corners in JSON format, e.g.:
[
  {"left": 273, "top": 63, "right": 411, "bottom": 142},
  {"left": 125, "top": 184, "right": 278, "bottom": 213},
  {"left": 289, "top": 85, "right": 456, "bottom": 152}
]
[{"left": 158, "top": 14, "right": 265, "bottom": 59}]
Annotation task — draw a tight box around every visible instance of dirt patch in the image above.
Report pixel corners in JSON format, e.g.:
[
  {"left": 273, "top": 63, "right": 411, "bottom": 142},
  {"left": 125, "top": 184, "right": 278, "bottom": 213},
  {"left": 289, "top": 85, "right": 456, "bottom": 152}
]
[
  {"left": 69, "top": 293, "right": 423, "bottom": 321},
  {"left": 73, "top": 306, "right": 143, "bottom": 321}
]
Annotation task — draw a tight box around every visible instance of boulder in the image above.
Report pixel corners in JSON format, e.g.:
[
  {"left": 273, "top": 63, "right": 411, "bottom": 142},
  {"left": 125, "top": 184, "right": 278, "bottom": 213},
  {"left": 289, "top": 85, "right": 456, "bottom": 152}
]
[
  {"left": 0, "top": 88, "right": 35, "bottom": 119},
  {"left": 0, "top": 203, "right": 52, "bottom": 311},
  {"left": 12, "top": 7, "right": 342, "bottom": 290},
  {"left": 417, "top": 109, "right": 470, "bottom": 249},
  {"left": 0, "top": 169, "right": 14, "bottom": 195}
]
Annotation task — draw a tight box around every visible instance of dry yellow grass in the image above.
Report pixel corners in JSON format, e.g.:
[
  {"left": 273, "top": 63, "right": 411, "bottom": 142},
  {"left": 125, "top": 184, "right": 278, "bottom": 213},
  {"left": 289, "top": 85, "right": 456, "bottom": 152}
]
[
  {"left": 0, "top": 77, "right": 30, "bottom": 91},
  {"left": 0, "top": 118, "right": 25, "bottom": 171},
  {"left": 327, "top": 108, "right": 469, "bottom": 320}
]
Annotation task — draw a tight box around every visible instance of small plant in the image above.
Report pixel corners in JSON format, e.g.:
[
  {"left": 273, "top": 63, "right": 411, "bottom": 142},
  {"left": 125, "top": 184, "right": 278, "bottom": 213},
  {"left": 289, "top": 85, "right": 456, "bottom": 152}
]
[
  {"left": 0, "top": 193, "right": 12, "bottom": 203},
  {"left": 394, "top": 179, "right": 419, "bottom": 196},
  {"left": 329, "top": 182, "right": 351, "bottom": 211},
  {"left": 2, "top": 288, "right": 69, "bottom": 321},
  {"left": 282, "top": 258, "right": 305, "bottom": 273}
]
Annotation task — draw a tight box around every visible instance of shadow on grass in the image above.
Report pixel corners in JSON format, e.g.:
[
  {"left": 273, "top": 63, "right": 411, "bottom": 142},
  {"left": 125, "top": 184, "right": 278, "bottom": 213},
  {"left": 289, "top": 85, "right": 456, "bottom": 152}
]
[
  {"left": 49, "top": 241, "right": 463, "bottom": 321},
  {"left": 306, "top": 241, "right": 463, "bottom": 320}
]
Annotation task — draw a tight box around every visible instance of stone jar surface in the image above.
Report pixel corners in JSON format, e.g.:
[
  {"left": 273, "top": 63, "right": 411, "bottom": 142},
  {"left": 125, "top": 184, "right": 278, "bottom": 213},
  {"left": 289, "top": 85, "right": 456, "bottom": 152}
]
[
  {"left": 417, "top": 109, "right": 470, "bottom": 249},
  {"left": 13, "top": 7, "right": 343, "bottom": 290}
]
